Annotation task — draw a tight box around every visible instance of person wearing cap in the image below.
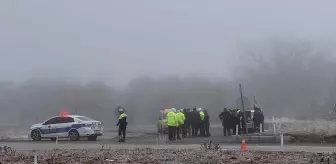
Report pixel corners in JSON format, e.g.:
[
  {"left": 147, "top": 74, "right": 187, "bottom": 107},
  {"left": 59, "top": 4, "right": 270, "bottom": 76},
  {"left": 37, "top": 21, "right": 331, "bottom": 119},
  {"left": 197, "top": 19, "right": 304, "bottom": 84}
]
[
  {"left": 181, "top": 108, "right": 189, "bottom": 138},
  {"left": 187, "top": 108, "right": 193, "bottom": 137},
  {"left": 231, "top": 108, "right": 240, "bottom": 135},
  {"left": 219, "top": 108, "right": 232, "bottom": 136},
  {"left": 190, "top": 108, "right": 200, "bottom": 136},
  {"left": 166, "top": 108, "right": 177, "bottom": 141},
  {"left": 172, "top": 108, "right": 179, "bottom": 140},
  {"left": 176, "top": 109, "right": 185, "bottom": 140},
  {"left": 238, "top": 109, "right": 247, "bottom": 134},
  {"left": 253, "top": 105, "right": 264, "bottom": 132},
  {"left": 203, "top": 109, "right": 211, "bottom": 137},
  {"left": 198, "top": 108, "right": 205, "bottom": 136},
  {"left": 116, "top": 108, "right": 128, "bottom": 142}
]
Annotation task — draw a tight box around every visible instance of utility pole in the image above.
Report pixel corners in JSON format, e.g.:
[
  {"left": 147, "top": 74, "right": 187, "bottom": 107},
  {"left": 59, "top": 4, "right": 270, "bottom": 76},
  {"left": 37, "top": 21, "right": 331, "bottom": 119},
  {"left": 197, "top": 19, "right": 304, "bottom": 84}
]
[{"left": 239, "top": 84, "right": 248, "bottom": 134}]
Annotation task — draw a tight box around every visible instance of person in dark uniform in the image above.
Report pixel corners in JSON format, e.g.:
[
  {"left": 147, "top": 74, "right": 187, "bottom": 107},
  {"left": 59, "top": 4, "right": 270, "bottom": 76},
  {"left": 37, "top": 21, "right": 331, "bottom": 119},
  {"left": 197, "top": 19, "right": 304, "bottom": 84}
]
[
  {"left": 253, "top": 106, "right": 265, "bottom": 132},
  {"left": 231, "top": 109, "right": 240, "bottom": 135},
  {"left": 182, "top": 108, "right": 189, "bottom": 138},
  {"left": 187, "top": 108, "right": 193, "bottom": 137},
  {"left": 238, "top": 110, "right": 246, "bottom": 134},
  {"left": 116, "top": 108, "right": 128, "bottom": 142},
  {"left": 191, "top": 108, "right": 199, "bottom": 136},
  {"left": 219, "top": 108, "right": 231, "bottom": 136},
  {"left": 198, "top": 108, "right": 205, "bottom": 137},
  {"left": 203, "top": 109, "right": 211, "bottom": 137}
]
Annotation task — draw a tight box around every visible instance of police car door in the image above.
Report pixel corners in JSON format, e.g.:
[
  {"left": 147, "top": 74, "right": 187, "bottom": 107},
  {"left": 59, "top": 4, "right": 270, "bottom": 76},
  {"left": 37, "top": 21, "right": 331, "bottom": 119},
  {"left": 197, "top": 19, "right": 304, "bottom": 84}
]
[
  {"left": 42, "top": 117, "right": 61, "bottom": 138},
  {"left": 56, "top": 117, "right": 75, "bottom": 137}
]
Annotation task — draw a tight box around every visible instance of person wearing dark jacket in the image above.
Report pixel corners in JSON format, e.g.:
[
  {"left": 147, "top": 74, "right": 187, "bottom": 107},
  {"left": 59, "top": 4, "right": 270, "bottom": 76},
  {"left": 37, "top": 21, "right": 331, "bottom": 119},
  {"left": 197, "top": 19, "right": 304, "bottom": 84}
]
[
  {"left": 231, "top": 109, "right": 241, "bottom": 135},
  {"left": 191, "top": 108, "right": 200, "bottom": 136},
  {"left": 182, "top": 108, "right": 190, "bottom": 138},
  {"left": 238, "top": 110, "right": 246, "bottom": 134},
  {"left": 219, "top": 108, "right": 232, "bottom": 136},
  {"left": 198, "top": 108, "right": 205, "bottom": 136},
  {"left": 203, "top": 109, "right": 211, "bottom": 137},
  {"left": 116, "top": 109, "right": 128, "bottom": 142},
  {"left": 253, "top": 107, "right": 265, "bottom": 132}
]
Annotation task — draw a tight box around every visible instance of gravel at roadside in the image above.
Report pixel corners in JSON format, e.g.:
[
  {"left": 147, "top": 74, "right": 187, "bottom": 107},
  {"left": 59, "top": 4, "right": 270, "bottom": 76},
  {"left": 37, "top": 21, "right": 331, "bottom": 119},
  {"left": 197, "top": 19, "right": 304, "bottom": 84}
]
[{"left": 1, "top": 148, "right": 335, "bottom": 164}]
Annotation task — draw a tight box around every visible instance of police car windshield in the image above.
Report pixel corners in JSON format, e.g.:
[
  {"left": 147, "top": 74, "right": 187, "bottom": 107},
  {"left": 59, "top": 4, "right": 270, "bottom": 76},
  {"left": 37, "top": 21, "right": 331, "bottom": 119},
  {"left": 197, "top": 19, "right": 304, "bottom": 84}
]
[{"left": 76, "top": 116, "right": 94, "bottom": 121}]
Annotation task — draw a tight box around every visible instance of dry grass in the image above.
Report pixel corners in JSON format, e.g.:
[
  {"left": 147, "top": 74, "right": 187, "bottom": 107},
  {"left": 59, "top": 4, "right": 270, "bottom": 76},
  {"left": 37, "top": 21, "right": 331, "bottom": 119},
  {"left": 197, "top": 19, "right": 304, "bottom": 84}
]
[
  {"left": 276, "top": 118, "right": 336, "bottom": 135},
  {"left": 270, "top": 118, "right": 336, "bottom": 143},
  {"left": 1, "top": 148, "right": 336, "bottom": 164}
]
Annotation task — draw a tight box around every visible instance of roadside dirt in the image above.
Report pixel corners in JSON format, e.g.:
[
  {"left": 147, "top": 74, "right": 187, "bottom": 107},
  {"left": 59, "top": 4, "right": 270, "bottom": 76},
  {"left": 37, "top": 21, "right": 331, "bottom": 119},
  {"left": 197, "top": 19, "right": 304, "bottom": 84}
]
[{"left": 1, "top": 148, "right": 335, "bottom": 164}]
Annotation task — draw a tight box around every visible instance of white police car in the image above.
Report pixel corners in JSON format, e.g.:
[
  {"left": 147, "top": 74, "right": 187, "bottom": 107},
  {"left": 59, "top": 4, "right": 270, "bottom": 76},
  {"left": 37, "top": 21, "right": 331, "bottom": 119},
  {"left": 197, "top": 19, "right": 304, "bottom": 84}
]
[{"left": 28, "top": 115, "right": 103, "bottom": 141}]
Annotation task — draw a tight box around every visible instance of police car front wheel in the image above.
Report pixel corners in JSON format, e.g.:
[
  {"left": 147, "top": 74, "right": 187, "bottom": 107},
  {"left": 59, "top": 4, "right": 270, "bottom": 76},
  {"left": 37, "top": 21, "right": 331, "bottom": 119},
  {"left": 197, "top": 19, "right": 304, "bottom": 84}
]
[
  {"left": 31, "top": 130, "right": 41, "bottom": 141},
  {"left": 68, "top": 130, "right": 80, "bottom": 141}
]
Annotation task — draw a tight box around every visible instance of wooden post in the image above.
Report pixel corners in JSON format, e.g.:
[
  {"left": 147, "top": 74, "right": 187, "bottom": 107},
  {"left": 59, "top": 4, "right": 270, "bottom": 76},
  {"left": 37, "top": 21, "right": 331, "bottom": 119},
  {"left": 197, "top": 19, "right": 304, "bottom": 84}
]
[{"left": 239, "top": 84, "right": 248, "bottom": 134}]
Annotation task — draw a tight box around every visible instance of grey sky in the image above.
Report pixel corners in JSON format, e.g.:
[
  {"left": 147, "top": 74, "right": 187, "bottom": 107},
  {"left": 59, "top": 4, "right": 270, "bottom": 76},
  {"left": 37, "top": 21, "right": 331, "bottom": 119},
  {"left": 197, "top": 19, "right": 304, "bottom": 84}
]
[{"left": 1, "top": 0, "right": 336, "bottom": 86}]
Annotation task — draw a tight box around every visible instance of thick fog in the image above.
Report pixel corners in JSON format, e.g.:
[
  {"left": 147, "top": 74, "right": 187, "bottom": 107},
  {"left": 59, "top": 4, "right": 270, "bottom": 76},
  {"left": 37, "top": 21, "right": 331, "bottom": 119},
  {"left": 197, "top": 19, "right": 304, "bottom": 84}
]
[{"left": 1, "top": 1, "right": 336, "bottom": 127}]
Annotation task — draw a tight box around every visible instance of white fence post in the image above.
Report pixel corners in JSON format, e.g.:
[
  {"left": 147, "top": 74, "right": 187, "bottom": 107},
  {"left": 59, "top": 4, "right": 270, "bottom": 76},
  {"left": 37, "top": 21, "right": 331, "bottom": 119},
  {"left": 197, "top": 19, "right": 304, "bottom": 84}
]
[
  {"left": 236, "top": 125, "right": 239, "bottom": 135},
  {"left": 272, "top": 116, "right": 276, "bottom": 135},
  {"left": 34, "top": 150, "right": 37, "bottom": 164},
  {"left": 55, "top": 136, "right": 58, "bottom": 144},
  {"left": 280, "top": 134, "right": 284, "bottom": 148},
  {"left": 260, "top": 123, "right": 263, "bottom": 133}
]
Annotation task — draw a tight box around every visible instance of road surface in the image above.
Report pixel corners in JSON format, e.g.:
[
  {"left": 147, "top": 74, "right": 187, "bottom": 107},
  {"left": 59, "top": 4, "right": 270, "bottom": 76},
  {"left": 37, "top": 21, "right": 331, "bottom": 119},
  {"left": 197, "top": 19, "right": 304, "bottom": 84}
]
[
  {"left": 1, "top": 124, "right": 334, "bottom": 153},
  {"left": 2, "top": 141, "right": 336, "bottom": 153}
]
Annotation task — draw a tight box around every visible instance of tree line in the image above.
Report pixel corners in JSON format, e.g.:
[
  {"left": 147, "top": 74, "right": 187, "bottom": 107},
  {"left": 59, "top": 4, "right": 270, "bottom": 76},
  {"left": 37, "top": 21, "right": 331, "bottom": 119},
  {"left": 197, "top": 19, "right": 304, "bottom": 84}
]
[{"left": 1, "top": 38, "right": 336, "bottom": 127}]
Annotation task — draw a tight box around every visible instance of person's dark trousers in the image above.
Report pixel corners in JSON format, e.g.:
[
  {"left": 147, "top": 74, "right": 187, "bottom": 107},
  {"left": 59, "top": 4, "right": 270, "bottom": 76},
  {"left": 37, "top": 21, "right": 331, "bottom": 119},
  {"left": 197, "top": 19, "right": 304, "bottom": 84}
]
[
  {"left": 204, "top": 122, "right": 211, "bottom": 137},
  {"left": 181, "top": 124, "right": 187, "bottom": 138},
  {"left": 224, "top": 125, "right": 231, "bottom": 136},
  {"left": 222, "top": 125, "right": 226, "bottom": 136},
  {"left": 199, "top": 122, "right": 205, "bottom": 136},
  {"left": 191, "top": 123, "right": 197, "bottom": 136},
  {"left": 168, "top": 126, "right": 174, "bottom": 141},
  {"left": 254, "top": 122, "right": 264, "bottom": 133},
  {"left": 181, "top": 124, "right": 186, "bottom": 138},
  {"left": 232, "top": 124, "right": 238, "bottom": 135},
  {"left": 176, "top": 126, "right": 181, "bottom": 140},
  {"left": 254, "top": 122, "right": 261, "bottom": 133},
  {"left": 223, "top": 126, "right": 227, "bottom": 136},
  {"left": 241, "top": 123, "right": 246, "bottom": 134},
  {"left": 195, "top": 125, "right": 199, "bottom": 136},
  {"left": 118, "top": 126, "right": 126, "bottom": 142},
  {"left": 256, "top": 121, "right": 264, "bottom": 132},
  {"left": 222, "top": 123, "right": 231, "bottom": 136},
  {"left": 172, "top": 126, "right": 177, "bottom": 140},
  {"left": 185, "top": 123, "right": 191, "bottom": 137}
]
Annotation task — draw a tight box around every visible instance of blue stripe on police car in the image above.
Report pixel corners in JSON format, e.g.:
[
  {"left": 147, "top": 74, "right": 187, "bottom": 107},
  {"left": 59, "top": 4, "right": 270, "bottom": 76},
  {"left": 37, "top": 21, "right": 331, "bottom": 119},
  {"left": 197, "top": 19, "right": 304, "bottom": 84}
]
[{"left": 38, "top": 124, "right": 83, "bottom": 134}]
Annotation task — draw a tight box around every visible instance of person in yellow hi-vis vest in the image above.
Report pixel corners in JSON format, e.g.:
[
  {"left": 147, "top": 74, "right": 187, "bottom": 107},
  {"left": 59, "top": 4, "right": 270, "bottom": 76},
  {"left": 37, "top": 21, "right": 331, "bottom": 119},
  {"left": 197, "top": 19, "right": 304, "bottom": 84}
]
[
  {"left": 176, "top": 109, "right": 185, "bottom": 140},
  {"left": 198, "top": 108, "right": 205, "bottom": 136},
  {"left": 116, "top": 108, "right": 128, "bottom": 142},
  {"left": 166, "top": 108, "right": 177, "bottom": 141},
  {"left": 172, "top": 108, "right": 179, "bottom": 140}
]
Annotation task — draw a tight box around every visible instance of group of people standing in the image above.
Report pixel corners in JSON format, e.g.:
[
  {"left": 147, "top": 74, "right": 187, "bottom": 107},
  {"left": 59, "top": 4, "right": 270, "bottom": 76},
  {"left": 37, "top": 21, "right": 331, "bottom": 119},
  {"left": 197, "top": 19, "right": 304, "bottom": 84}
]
[
  {"left": 218, "top": 105, "right": 264, "bottom": 136},
  {"left": 166, "top": 108, "right": 211, "bottom": 141}
]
